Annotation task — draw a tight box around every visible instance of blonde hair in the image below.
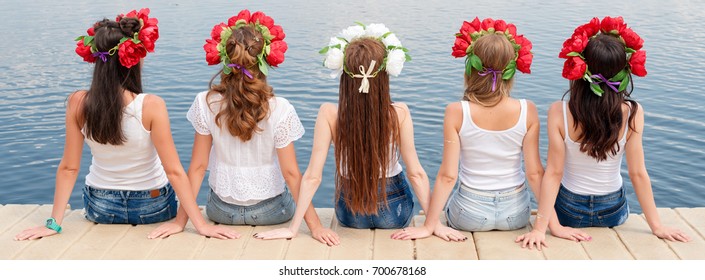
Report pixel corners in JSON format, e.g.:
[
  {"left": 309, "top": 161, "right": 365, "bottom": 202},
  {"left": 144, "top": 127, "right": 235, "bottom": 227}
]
[{"left": 463, "top": 34, "right": 515, "bottom": 106}]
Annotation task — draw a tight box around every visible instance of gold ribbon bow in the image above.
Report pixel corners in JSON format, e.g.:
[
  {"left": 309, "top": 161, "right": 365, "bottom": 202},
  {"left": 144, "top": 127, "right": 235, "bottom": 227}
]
[{"left": 352, "top": 60, "right": 377, "bottom": 93}]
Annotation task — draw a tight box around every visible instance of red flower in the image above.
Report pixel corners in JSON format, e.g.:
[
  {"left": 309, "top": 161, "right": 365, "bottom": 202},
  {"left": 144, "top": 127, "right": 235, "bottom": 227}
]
[
  {"left": 460, "top": 20, "right": 478, "bottom": 35},
  {"left": 266, "top": 40, "right": 287, "bottom": 67},
  {"left": 228, "top": 9, "right": 251, "bottom": 26},
  {"left": 118, "top": 40, "right": 146, "bottom": 68},
  {"left": 506, "top": 23, "right": 517, "bottom": 37},
  {"left": 138, "top": 23, "right": 158, "bottom": 52},
  {"left": 562, "top": 56, "right": 587, "bottom": 80},
  {"left": 452, "top": 37, "right": 470, "bottom": 58},
  {"left": 574, "top": 17, "right": 600, "bottom": 37},
  {"left": 87, "top": 27, "right": 95, "bottom": 36},
  {"left": 621, "top": 27, "right": 644, "bottom": 50},
  {"left": 600, "top": 16, "right": 626, "bottom": 34},
  {"left": 514, "top": 35, "right": 532, "bottom": 56},
  {"left": 75, "top": 41, "right": 95, "bottom": 63},
  {"left": 481, "top": 18, "right": 495, "bottom": 30},
  {"left": 203, "top": 39, "right": 221, "bottom": 65},
  {"left": 269, "top": 24, "right": 286, "bottom": 41},
  {"left": 211, "top": 23, "right": 228, "bottom": 42},
  {"left": 559, "top": 33, "right": 588, "bottom": 58},
  {"left": 629, "top": 50, "right": 647, "bottom": 76},
  {"left": 494, "top": 19, "right": 507, "bottom": 32},
  {"left": 250, "top": 11, "right": 274, "bottom": 29},
  {"left": 516, "top": 53, "right": 533, "bottom": 74}
]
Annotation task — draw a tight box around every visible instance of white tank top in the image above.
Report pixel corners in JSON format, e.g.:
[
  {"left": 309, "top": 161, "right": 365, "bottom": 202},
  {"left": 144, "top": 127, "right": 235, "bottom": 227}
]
[
  {"left": 458, "top": 99, "right": 527, "bottom": 190},
  {"left": 561, "top": 101, "right": 628, "bottom": 195},
  {"left": 83, "top": 94, "right": 168, "bottom": 191}
]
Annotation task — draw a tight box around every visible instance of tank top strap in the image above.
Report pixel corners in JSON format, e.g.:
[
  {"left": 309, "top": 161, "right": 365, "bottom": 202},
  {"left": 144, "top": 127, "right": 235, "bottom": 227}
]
[
  {"left": 130, "top": 93, "right": 148, "bottom": 122},
  {"left": 620, "top": 102, "right": 632, "bottom": 143},
  {"left": 518, "top": 99, "right": 527, "bottom": 131},
  {"left": 461, "top": 100, "right": 472, "bottom": 129},
  {"left": 562, "top": 101, "right": 570, "bottom": 143}
]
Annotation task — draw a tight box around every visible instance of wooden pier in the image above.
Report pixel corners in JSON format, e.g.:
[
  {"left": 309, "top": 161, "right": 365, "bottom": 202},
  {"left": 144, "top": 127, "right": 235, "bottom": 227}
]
[{"left": 1, "top": 204, "right": 703, "bottom": 260}]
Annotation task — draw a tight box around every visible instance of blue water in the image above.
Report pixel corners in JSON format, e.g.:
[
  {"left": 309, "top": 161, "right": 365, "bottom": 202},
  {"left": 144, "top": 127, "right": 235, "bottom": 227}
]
[{"left": 1, "top": 0, "right": 704, "bottom": 214}]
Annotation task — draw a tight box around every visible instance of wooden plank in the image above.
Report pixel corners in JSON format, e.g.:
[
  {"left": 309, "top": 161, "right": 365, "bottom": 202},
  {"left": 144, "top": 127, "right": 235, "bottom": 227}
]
[
  {"left": 14, "top": 210, "right": 94, "bottom": 259},
  {"left": 473, "top": 225, "right": 544, "bottom": 260},
  {"left": 654, "top": 208, "right": 705, "bottom": 260},
  {"left": 328, "top": 215, "right": 373, "bottom": 260},
  {"left": 0, "top": 204, "right": 39, "bottom": 235},
  {"left": 59, "top": 223, "right": 131, "bottom": 259},
  {"left": 373, "top": 228, "right": 414, "bottom": 260},
  {"left": 675, "top": 208, "right": 705, "bottom": 241},
  {"left": 0, "top": 205, "right": 53, "bottom": 259},
  {"left": 241, "top": 221, "right": 292, "bottom": 260},
  {"left": 103, "top": 223, "right": 162, "bottom": 259},
  {"left": 284, "top": 208, "right": 334, "bottom": 260},
  {"left": 147, "top": 222, "right": 206, "bottom": 260},
  {"left": 578, "top": 227, "right": 633, "bottom": 259},
  {"left": 537, "top": 216, "right": 590, "bottom": 260},
  {"left": 413, "top": 214, "right": 477, "bottom": 260},
  {"left": 613, "top": 213, "right": 677, "bottom": 260}
]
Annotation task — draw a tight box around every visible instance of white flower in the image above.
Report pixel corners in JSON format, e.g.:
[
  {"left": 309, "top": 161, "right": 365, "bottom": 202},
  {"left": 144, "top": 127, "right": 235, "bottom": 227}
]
[
  {"left": 365, "top": 23, "right": 390, "bottom": 38},
  {"left": 340, "top": 25, "right": 365, "bottom": 43},
  {"left": 324, "top": 47, "right": 345, "bottom": 77},
  {"left": 328, "top": 37, "right": 347, "bottom": 50},
  {"left": 382, "top": 33, "right": 402, "bottom": 48},
  {"left": 385, "top": 49, "right": 406, "bottom": 77}
]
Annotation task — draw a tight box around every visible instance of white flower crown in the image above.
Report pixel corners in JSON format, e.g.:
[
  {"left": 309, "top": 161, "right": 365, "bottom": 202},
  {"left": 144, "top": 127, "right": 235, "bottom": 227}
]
[{"left": 320, "top": 23, "right": 410, "bottom": 79}]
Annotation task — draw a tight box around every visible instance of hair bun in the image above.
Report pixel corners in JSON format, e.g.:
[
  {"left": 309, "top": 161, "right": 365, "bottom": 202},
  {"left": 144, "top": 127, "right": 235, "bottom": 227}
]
[{"left": 119, "top": 17, "right": 141, "bottom": 36}]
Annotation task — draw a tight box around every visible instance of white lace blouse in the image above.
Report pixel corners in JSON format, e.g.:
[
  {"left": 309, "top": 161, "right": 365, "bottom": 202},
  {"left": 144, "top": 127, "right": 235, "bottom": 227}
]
[{"left": 187, "top": 91, "right": 305, "bottom": 206}]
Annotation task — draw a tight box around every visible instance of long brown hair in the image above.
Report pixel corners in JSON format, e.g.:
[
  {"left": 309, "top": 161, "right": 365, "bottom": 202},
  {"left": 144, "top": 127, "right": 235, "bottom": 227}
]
[
  {"left": 82, "top": 17, "right": 143, "bottom": 145},
  {"left": 334, "top": 38, "right": 400, "bottom": 215},
  {"left": 564, "top": 34, "right": 638, "bottom": 161},
  {"left": 208, "top": 25, "right": 273, "bottom": 141},
  {"left": 463, "top": 34, "right": 515, "bottom": 106}
]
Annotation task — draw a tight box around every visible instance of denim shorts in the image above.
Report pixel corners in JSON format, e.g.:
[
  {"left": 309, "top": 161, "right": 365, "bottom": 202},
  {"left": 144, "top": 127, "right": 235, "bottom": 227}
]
[
  {"left": 82, "top": 183, "right": 177, "bottom": 224},
  {"left": 446, "top": 183, "right": 530, "bottom": 232},
  {"left": 335, "top": 171, "right": 414, "bottom": 229},
  {"left": 205, "top": 188, "right": 295, "bottom": 226},
  {"left": 554, "top": 185, "right": 629, "bottom": 228}
]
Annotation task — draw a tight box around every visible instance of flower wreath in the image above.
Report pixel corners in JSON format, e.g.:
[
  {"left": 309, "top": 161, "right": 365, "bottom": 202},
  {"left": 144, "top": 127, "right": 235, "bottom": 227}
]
[
  {"left": 452, "top": 17, "right": 533, "bottom": 89},
  {"left": 74, "top": 8, "right": 158, "bottom": 69},
  {"left": 203, "top": 9, "right": 287, "bottom": 76},
  {"left": 319, "top": 22, "right": 411, "bottom": 93},
  {"left": 560, "top": 16, "right": 646, "bottom": 96}
]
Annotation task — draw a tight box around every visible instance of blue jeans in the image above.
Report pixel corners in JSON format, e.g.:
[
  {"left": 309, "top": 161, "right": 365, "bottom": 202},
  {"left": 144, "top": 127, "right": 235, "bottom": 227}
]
[
  {"left": 335, "top": 171, "right": 414, "bottom": 229},
  {"left": 82, "top": 183, "right": 177, "bottom": 224},
  {"left": 205, "top": 188, "right": 295, "bottom": 225},
  {"left": 446, "top": 183, "right": 530, "bottom": 231},
  {"left": 554, "top": 185, "right": 629, "bottom": 228}
]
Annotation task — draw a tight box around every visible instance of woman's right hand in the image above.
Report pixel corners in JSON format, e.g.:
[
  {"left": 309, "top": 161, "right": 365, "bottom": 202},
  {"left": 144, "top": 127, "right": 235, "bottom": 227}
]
[
  {"left": 148, "top": 222, "right": 185, "bottom": 239},
  {"left": 195, "top": 224, "right": 241, "bottom": 240},
  {"left": 15, "top": 226, "right": 59, "bottom": 241},
  {"left": 253, "top": 227, "right": 297, "bottom": 240},
  {"left": 515, "top": 229, "right": 548, "bottom": 250}
]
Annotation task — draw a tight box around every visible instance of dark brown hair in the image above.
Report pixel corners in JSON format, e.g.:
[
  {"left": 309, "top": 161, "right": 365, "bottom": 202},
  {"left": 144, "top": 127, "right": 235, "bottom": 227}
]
[
  {"left": 208, "top": 25, "right": 272, "bottom": 141},
  {"left": 82, "top": 17, "right": 143, "bottom": 145},
  {"left": 463, "top": 34, "right": 515, "bottom": 106},
  {"left": 334, "top": 38, "right": 400, "bottom": 215},
  {"left": 564, "top": 34, "right": 638, "bottom": 161}
]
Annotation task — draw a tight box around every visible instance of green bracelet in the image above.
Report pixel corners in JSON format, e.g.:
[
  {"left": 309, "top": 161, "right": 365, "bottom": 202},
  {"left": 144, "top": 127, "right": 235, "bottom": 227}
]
[{"left": 45, "top": 218, "right": 62, "bottom": 233}]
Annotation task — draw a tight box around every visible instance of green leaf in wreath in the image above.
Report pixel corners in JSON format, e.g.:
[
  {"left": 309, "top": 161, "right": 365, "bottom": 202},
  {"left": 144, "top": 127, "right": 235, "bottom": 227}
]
[
  {"left": 469, "top": 53, "right": 483, "bottom": 71},
  {"left": 590, "top": 83, "right": 604, "bottom": 96},
  {"left": 618, "top": 75, "right": 630, "bottom": 92}
]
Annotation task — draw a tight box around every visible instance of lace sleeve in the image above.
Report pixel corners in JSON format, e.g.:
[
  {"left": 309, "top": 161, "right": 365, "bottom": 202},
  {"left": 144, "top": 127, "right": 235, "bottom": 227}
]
[
  {"left": 186, "top": 93, "right": 211, "bottom": 135},
  {"left": 274, "top": 105, "right": 305, "bottom": 148}
]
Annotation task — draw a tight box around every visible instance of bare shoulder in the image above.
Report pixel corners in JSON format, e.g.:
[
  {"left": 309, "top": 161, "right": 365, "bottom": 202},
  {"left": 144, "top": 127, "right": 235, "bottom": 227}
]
[
  {"left": 444, "top": 102, "right": 462, "bottom": 119},
  {"left": 143, "top": 93, "right": 166, "bottom": 108},
  {"left": 67, "top": 90, "right": 87, "bottom": 108},
  {"left": 547, "top": 100, "right": 564, "bottom": 118},
  {"left": 318, "top": 102, "right": 338, "bottom": 121},
  {"left": 392, "top": 102, "right": 411, "bottom": 123}
]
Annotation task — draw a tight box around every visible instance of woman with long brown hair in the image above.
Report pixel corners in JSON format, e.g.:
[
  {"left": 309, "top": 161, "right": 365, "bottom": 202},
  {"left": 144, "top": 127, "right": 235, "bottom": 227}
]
[
  {"left": 517, "top": 17, "right": 690, "bottom": 249},
  {"left": 15, "top": 8, "right": 234, "bottom": 240},
  {"left": 148, "top": 10, "right": 338, "bottom": 245},
  {"left": 255, "top": 23, "right": 431, "bottom": 242}
]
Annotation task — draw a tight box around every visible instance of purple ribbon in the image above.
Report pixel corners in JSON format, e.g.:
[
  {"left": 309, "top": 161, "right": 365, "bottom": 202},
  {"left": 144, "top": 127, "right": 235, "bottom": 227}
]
[
  {"left": 92, "top": 51, "right": 110, "bottom": 62},
  {"left": 590, "top": 73, "right": 621, "bottom": 93},
  {"left": 227, "top": 63, "right": 253, "bottom": 79},
  {"left": 479, "top": 68, "right": 502, "bottom": 92}
]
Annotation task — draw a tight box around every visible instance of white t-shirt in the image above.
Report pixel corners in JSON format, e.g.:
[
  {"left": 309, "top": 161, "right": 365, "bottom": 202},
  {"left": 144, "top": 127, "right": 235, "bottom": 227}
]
[{"left": 187, "top": 91, "right": 305, "bottom": 205}]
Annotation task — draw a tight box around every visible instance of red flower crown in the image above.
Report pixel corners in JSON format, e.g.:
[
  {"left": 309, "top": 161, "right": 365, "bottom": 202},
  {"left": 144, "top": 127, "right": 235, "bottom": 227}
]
[
  {"left": 452, "top": 17, "right": 533, "bottom": 81},
  {"left": 204, "top": 9, "right": 287, "bottom": 76},
  {"left": 74, "top": 8, "right": 159, "bottom": 69},
  {"left": 560, "top": 16, "right": 646, "bottom": 96}
]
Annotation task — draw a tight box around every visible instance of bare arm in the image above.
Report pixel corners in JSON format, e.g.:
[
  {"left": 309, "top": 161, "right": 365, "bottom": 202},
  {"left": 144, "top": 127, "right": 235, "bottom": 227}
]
[
  {"left": 145, "top": 95, "right": 238, "bottom": 239},
  {"left": 626, "top": 104, "right": 689, "bottom": 242},
  {"left": 394, "top": 103, "right": 431, "bottom": 214},
  {"left": 15, "top": 91, "right": 86, "bottom": 240},
  {"left": 254, "top": 103, "right": 335, "bottom": 240}
]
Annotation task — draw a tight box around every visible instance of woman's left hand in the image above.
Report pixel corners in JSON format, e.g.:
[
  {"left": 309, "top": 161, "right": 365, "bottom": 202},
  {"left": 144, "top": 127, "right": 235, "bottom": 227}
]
[
  {"left": 311, "top": 227, "right": 340, "bottom": 246},
  {"left": 390, "top": 226, "right": 432, "bottom": 240},
  {"left": 254, "top": 227, "right": 297, "bottom": 240},
  {"left": 653, "top": 226, "right": 691, "bottom": 242},
  {"left": 15, "top": 226, "right": 59, "bottom": 241},
  {"left": 148, "top": 222, "right": 185, "bottom": 239}
]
